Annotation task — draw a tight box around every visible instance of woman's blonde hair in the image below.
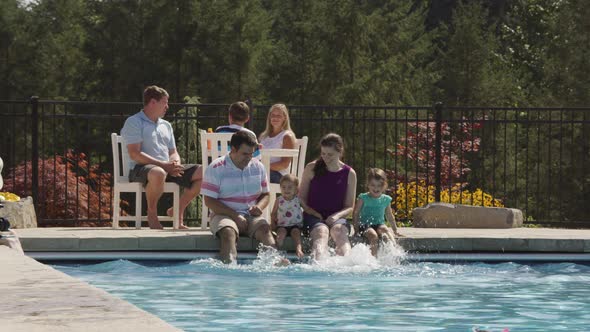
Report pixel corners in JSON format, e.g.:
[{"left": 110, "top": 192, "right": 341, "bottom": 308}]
[{"left": 260, "top": 103, "right": 293, "bottom": 139}]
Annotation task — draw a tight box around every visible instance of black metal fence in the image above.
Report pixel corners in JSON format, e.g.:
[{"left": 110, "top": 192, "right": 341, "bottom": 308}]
[{"left": 1, "top": 98, "right": 588, "bottom": 227}]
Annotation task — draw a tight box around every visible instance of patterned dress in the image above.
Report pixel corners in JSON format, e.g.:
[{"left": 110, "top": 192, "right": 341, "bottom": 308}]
[{"left": 277, "top": 196, "right": 304, "bottom": 227}]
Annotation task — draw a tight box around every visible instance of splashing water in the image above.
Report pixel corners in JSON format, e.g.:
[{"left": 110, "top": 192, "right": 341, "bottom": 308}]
[
  {"left": 191, "top": 237, "right": 408, "bottom": 274},
  {"left": 377, "top": 236, "right": 407, "bottom": 266}
]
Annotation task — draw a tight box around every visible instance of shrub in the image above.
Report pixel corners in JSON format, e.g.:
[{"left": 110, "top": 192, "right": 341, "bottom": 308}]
[{"left": 4, "top": 150, "right": 122, "bottom": 225}]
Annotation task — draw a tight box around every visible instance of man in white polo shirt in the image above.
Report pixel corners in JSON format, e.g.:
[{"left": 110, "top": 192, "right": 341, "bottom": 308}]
[
  {"left": 121, "top": 86, "right": 202, "bottom": 229},
  {"left": 202, "top": 130, "right": 277, "bottom": 263}
]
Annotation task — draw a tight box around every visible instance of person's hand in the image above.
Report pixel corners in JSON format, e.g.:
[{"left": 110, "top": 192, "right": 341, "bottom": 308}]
[
  {"left": 233, "top": 214, "right": 248, "bottom": 224},
  {"left": 324, "top": 215, "right": 338, "bottom": 227},
  {"left": 393, "top": 231, "right": 404, "bottom": 237},
  {"left": 314, "top": 212, "right": 324, "bottom": 221},
  {"left": 248, "top": 205, "right": 263, "bottom": 216},
  {"left": 164, "top": 161, "right": 184, "bottom": 177}
]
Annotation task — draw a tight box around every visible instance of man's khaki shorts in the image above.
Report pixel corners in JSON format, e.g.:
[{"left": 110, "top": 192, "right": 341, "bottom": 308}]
[{"left": 209, "top": 213, "right": 269, "bottom": 238}]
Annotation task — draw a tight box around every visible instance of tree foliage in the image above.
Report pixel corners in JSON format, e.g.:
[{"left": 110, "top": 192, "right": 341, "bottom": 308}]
[{"left": 2, "top": 0, "right": 586, "bottom": 108}]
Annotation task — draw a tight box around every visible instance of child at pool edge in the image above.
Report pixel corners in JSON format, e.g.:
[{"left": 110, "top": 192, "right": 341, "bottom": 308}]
[
  {"left": 271, "top": 174, "right": 323, "bottom": 258},
  {"left": 352, "top": 168, "right": 403, "bottom": 256}
]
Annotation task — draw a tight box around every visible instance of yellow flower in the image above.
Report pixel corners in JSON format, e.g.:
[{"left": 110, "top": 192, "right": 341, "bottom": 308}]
[{"left": 0, "top": 192, "right": 21, "bottom": 202}]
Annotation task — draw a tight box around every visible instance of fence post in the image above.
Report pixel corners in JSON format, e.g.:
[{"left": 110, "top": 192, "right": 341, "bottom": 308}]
[
  {"left": 434, "top": 102, "right": 443, "bottom": 202},
  {"left": 30, "top": 96, "right": 39, "bottom": 207}
]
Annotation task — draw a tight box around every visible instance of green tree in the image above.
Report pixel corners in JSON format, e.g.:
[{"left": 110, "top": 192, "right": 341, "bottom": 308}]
[{"left": 437, "top": 1, "right": 523, "bottom": 106}]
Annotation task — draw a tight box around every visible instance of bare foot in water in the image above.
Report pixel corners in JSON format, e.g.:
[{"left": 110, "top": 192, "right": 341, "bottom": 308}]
[
  {"left": 166, "top": 207, "right": 188, "bottom": 229},
  {"left": 295, "top": 245, "right": 304, "bottom": 259},
  {"left": 275, "top": 258, "right": 291, "bottom": 266},
  {"left": 147, "top": 211, "right": 163, "bottom": 229}
]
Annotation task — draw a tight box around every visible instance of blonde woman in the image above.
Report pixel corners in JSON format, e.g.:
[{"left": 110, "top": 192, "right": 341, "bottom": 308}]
[{"left": 259, "top": 104, "right": 297, "bottom": 183}]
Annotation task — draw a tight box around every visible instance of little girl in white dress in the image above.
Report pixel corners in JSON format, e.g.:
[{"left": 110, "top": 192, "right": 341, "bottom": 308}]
[{"left": 271, "top": 174, "right": 323, "bottom": 258}]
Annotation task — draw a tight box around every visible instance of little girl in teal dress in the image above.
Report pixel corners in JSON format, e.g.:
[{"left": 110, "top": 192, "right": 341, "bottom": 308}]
[{"left": 352, "top": 168, "right": 402, "bottom": 256}]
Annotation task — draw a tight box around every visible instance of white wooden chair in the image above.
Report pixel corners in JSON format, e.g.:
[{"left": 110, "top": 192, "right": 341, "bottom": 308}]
[
  {"left": 111, "top": 133, "right": 180, "bottom": 229},
  {"left": 199, "top": 130, "right": 234, "bottom": 230},
  {"left": 266, "top": 137, "right": 308, "bottom": 215}
]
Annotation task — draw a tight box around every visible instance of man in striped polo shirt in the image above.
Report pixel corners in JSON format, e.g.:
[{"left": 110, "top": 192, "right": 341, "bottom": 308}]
[{"left": 202, "top": 130, "right": 277, "bottom": 263}]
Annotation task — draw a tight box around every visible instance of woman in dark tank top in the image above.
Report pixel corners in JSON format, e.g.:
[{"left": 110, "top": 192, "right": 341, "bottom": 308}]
[{"left": 299, "top": 133, "right": 357, "bottom": 260}]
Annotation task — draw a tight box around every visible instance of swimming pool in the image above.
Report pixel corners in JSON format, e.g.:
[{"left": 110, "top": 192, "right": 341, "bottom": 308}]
[{"left": 52, "top": 245, "right": 590, "bottom": 332}]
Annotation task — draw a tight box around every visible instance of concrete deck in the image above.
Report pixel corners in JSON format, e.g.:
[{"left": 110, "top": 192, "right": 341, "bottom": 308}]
[
  {"left": 13, "top": 227, "right": 590, "bottom": 253},
  {"left": 0, "top": 246, "right": 180, "bottom": 332}
]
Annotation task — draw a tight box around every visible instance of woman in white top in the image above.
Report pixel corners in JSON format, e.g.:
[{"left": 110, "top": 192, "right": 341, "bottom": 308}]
[{"left": 259, "top": 104, "right": 297, "bottom": 183}]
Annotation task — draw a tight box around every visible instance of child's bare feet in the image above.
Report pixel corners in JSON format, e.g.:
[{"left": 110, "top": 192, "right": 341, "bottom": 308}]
[
  {"left": 275, "top": 258, "right": 291, "bottom": 266},
  {"left": 295, "top": 247, "right": 304, "bottom": 258}
]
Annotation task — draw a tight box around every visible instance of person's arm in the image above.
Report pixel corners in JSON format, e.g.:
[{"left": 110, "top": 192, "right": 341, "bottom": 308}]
[
  {"left": 300, "top": 199, "right": 323, "bottom": 220},
  {"left": 168, "top": 148, "right": 181, "bottom": 164},
  {"left": 298, "top": 162, "right": 315, "bottom": 207},
  {"left": 270, "top": 132, "right": 296, "bottom": 171},
  {"left": 204, "top": 196, "right": 246, "bottom": 224},
  {"left": 385, "top": 204, "right": 402, "bottom": 236},
  {"left": 270, "top": 198, "right": 279, "bottom": 231},
  {"left": 248, "top": 192, "right": 269, "bottom": 216},
  {"left": 127, "top": 143, "right": 182, "bottom": 176},
  {"left": 325, "top": 168, "right": 357, "bottom": 224},
  {"left": 352, "top": 198, "right": 363, "bottom": 233}
]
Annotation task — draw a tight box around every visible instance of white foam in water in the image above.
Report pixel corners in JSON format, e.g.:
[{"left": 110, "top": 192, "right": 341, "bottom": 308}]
[
  {"left": 251, "top": 244, "right": 291, "bottom": 270},
  {"left": 296, "top": 238, "right": 407, "bottom": 274},
  {"left": 377, "top": 237, "right": 407, "bottom": 266},
  {"left": 190, "top": 238, "right": 407, "bottom": 273}
]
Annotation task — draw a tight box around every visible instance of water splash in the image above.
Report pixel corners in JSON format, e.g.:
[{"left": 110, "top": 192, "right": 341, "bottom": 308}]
[
  {"left": 376, "top": 237, "right": 407, "bottom": 266},
  {"left": 190, "top": 238, "right": 408, "bottom": 274},
  {"left": 251, "top": 244, "right": 291, "bottom": 271}
]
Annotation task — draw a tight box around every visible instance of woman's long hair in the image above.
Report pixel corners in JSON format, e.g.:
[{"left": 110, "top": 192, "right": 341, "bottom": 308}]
[
  {"left": 313, "top": 133, "right": 344, "bottom": 177},
  {"left": 259, "top": 103, "right": 293, "bottom": 139}
]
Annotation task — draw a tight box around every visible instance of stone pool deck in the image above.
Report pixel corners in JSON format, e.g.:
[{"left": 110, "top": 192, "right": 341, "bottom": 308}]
[
  {"left": 0, "top": 246, "right": 180, "bottom": 332},
  {"left": 13, "top": 227, "right": 590, "bottom": 253}
]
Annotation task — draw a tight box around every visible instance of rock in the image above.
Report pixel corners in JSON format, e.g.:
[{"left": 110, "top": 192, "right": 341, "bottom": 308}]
[
  {"left": 0, "top": 196, "right": 37, "bottom": 229},
  {"left": 0, "top": 230, "right": 23, "bottom": 253},
  {"left": 413, "top": 202, "right": 523, "bottom": 228}
]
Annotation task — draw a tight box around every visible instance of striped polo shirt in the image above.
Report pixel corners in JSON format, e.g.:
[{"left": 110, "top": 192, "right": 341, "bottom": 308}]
[{"left": 201, "top": 154, "right": 268, "bottom": 214}]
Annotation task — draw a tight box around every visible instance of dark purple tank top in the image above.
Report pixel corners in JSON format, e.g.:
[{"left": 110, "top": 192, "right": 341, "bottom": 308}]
[{"left": 307, "top": 164, "right": 351, "bottom": 218}]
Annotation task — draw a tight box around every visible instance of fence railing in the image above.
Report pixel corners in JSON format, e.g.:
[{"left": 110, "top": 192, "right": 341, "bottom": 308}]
[{"left": 1, "top": 98, "right": 588, "bottom": 227}]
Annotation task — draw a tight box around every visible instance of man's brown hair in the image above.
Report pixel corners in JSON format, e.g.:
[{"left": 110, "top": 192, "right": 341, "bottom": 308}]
[
  {"left": 228, "top": 101, "right": 250, "bottom": 122},
  {"left": 143, "top": 85, "right": 169, "bottom": 105}
]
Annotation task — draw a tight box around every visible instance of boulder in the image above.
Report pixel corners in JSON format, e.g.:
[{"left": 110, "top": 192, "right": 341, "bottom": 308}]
[
  {"left": 0, "top": 230, "right": 23, "bottom": 253},
  {"left": 0, "top": 196, "right": 37, "bottom": 229},
  {"left": 413, "top": 202, "right": 523, "bottom": 228}
]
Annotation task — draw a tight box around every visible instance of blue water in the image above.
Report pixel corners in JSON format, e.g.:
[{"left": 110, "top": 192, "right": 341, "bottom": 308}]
[{"left": 53, "top": 246, "right": 590, "bottom": 332}]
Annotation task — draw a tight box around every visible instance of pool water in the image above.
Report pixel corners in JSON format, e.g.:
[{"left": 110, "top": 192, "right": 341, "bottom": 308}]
[{"left": 53, "top": 245, "right": 590, "bottom": 332}]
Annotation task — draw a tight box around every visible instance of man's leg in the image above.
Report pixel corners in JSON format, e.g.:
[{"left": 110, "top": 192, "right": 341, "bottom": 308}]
[
  {"left": 218, "top": 227, "right": 237, "bottom": 263},
  {"left": 145, "top": 167, "right": 166, "bottom": 229},
  {"left": 253, "top": 223, "right": 277, "bottom": 248},
  {"left": 330, "top": 223, "right": 351, "bottom": 256},
  {"left": 168, "top": 166, "right": 203, "bottom": 228}
]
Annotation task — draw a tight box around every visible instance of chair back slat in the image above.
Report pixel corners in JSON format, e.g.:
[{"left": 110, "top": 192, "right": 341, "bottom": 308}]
[
  {"left": 199, "top": 130, "right": 235, "bottom": 229},
  {"left": 111, "top": 133, "right": 130, "bottom": 185},
  {"left": 292, "top": 136, "right": 308, "bottom": 179}
]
